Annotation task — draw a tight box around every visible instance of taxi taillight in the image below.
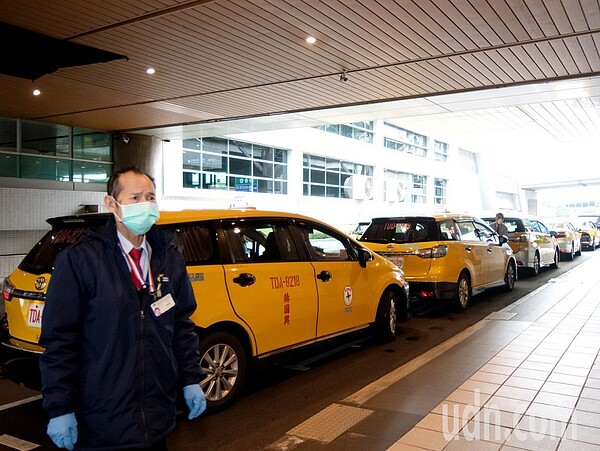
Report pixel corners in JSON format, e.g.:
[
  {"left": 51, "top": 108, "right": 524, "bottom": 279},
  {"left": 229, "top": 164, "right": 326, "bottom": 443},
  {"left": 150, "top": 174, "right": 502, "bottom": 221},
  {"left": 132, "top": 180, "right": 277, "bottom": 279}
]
[
  {"left": 416, "top": 245, "right": 448, "bottom": 258},
  {"left": 2, "top": 277, "right": 14, "bottom": 302}
]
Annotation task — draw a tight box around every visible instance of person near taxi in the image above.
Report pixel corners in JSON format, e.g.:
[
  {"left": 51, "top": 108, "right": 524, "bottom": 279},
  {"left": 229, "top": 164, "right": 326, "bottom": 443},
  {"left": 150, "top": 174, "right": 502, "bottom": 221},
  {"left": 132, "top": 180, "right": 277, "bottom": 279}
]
[
  {"left": 39, "top": 166, "right": 206, "bottom": 450},
  {"left": 492, "top": 212, "right": 509, "bottom": 237}
]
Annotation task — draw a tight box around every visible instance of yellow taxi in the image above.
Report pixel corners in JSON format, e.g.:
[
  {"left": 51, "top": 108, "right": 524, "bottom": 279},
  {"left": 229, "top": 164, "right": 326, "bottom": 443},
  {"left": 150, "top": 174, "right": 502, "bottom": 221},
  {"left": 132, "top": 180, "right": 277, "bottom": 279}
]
[
  {"left": 359, "top": 214, "right": 517, "bottom": 312},
  {"left": 574, "top": 218, "right": 599, "bottom": 250},
  {"left": 1, "top": 209, "right": 409, "bottom": 410}
]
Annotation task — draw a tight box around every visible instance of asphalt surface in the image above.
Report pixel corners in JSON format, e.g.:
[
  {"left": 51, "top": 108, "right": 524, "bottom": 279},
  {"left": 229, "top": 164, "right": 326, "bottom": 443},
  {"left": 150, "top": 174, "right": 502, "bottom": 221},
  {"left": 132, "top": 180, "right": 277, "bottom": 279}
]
[{"left": 0, "top": 250, "right": 595, "bottom": 450}]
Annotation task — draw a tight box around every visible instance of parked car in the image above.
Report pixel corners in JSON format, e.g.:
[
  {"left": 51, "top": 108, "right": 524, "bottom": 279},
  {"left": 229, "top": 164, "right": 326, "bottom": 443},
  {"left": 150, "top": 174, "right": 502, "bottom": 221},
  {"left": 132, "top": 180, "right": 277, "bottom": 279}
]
[
  {"left": 545, "top": 220, "right": 582, "bottom": 260},
  {"left": 482, "top": 216, "right": 560, "bottom": 276},
  {"left": 578, "top": 214, "right": 600, "bottom": 228},
  {"left": 351, "top": 221, "right": 371, "bottom": 240},
  {"left": 1, "top": 209, "right": 409, "bottom": 410},
  {"left": 574, "top": 218, "right": 599, "bottom": 250},
  {"left": 358, "top": 214, "right": 517, "bottom": 312}
]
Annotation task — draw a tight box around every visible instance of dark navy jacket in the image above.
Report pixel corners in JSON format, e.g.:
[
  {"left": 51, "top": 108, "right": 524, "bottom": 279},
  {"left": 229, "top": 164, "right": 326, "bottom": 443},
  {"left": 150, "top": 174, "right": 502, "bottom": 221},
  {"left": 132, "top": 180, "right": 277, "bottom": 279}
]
[{"left": 39, "top": 217, "right": 201, "bottom": 450}]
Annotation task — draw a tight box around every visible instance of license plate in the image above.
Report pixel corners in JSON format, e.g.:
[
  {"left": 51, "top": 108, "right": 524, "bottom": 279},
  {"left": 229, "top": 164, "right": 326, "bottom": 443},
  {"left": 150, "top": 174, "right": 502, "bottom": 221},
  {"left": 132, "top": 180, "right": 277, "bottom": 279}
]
[
  {"left": 27, "top": 303, "right": 44, "bottom": 328},
  {"left": 390, "top": 258, "right": 403, "bottom": 269}
]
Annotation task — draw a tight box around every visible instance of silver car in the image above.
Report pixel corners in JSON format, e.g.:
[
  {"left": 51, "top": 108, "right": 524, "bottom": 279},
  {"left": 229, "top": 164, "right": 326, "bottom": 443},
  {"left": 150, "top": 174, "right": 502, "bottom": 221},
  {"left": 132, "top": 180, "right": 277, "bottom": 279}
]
[
  {"left": 483, "top": 216, "right": 560, "bottom": 276},
  {"left": 546, "top": 221, "right": 582, "bottom": 261}
]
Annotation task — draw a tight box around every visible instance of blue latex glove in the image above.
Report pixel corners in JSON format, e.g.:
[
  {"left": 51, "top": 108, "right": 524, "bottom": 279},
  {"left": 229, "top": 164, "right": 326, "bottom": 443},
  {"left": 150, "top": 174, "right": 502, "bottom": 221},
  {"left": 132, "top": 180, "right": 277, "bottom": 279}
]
[
  {"left": 47, "top": 412, "right": 78, "bottom": 450},
  {"left": 183, "top": 384, "right": 206, "bottom": 420}
]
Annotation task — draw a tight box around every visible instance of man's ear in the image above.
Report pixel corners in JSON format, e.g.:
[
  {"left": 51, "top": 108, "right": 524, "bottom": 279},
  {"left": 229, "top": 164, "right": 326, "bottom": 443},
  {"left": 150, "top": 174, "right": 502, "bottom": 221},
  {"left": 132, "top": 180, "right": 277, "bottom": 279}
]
[{"left": 104, "top": 195, "right": 116, "bottom": 212}]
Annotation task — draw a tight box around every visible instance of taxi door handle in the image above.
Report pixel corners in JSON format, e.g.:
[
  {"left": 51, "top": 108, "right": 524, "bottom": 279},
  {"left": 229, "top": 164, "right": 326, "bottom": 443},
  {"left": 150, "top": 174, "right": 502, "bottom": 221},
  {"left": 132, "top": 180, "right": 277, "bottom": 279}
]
[
  {"left": 317, "top": 270, "right": 332, "bottom": 282},
  {"left": 465, "top": 246, "right": 472, "bottom": 252},
  {"left": 233, "top": 273, "right": 256, "bottom": 287},
  {"left": 487, "top": 248, "right": 493, "bottom": 253}
]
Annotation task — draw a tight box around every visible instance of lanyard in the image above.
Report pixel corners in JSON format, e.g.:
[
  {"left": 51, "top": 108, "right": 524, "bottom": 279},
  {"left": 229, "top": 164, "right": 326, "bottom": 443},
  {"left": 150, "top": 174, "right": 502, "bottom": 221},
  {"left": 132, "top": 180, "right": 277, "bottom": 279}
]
[{"left": 120, "top": 244, "right": 156, "bottom": 295}]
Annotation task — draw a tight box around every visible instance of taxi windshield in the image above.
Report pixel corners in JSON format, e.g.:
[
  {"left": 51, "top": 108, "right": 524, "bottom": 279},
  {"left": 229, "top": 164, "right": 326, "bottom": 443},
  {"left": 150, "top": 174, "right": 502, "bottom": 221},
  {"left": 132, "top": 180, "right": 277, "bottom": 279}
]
[{"left": 360, "top": 218, "right": 439, "bottom": 243}]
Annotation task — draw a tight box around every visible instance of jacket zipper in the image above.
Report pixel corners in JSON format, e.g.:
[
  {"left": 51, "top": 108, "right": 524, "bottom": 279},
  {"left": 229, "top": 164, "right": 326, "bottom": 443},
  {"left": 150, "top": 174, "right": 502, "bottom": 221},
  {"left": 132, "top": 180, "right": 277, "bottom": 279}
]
[{"left": 139, "top": 300, "right": 150, "bottom": 445}]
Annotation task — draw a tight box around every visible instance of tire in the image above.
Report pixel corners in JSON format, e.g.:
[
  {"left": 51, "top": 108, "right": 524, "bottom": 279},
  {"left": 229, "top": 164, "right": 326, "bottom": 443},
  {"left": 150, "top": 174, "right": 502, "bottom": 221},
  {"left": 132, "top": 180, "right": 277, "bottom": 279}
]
[
  {"left": 453, "top": 272, "right": 471, "bottom": 312},
  {"left": 576, "top": 243, "right": 582, "bottom": 256},
  {"left": 566, "top": 243, "right": 574, "bottom": 261},
  {"left": 529, "top": 252, "right": 540, "bottom": 276},
  {"left": 504, "top": 261, "right": 516, "bottom": 292},
  {"left": 374, "top": 290, "right": 398, "bottom": 341},
  {"left": 550, "top": 248, "right": 559, "bottom": 269},
  {"left": 198, "top": 331, "right": 247, "bottom": 411}
]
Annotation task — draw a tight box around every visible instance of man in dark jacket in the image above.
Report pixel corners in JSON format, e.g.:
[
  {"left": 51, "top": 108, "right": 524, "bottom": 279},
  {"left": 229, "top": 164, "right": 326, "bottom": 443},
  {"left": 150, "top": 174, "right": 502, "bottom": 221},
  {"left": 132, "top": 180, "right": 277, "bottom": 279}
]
[
  {"left": 493, "top": 212, "right": 509, "bottom": 237},
  {"left": 40, "top": 167, "right": 206, "bottom": 450}
]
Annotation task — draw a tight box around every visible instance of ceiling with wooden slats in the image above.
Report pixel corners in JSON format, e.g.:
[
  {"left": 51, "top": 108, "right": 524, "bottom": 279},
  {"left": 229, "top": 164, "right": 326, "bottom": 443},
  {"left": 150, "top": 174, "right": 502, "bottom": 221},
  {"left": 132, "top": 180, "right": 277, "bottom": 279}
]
[{"left": 1, "top": 0, "right": 600, "bottom": 147}]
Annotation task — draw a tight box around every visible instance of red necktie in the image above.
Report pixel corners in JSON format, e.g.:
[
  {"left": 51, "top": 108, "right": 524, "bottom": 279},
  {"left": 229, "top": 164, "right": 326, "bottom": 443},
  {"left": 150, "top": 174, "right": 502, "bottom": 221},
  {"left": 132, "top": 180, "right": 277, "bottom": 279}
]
[{"left": 129, "top": 248, "right": 144, "bottom": 289}]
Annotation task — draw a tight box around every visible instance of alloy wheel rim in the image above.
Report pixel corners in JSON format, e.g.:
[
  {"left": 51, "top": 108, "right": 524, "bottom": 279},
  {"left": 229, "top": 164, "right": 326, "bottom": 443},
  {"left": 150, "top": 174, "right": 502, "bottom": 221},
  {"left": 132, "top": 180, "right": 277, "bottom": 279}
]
[
  {"left": 200, "top": 343, "right": 238, "bottom": 401},
  {"left": 458, "top": 278, "right": 469, "bottom": 306},
  {"left": 507, "top": 265, "right": 515, "bottom": 288},
  {"left": 389, "top": 297, "right": 397, "bottom": 335}
]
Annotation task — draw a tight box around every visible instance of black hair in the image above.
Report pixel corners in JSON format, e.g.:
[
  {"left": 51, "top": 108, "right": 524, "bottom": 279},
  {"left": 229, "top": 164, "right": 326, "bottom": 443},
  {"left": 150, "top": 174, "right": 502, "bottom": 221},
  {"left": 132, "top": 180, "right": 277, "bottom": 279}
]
[{"left": 107, "top": 166, "right": 156, "bottom": 199}]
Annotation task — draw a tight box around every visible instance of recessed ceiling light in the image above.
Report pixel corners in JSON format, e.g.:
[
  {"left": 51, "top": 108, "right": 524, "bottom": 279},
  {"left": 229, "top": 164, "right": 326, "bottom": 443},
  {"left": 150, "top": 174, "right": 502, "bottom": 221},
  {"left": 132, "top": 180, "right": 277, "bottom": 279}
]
[
  {"left": 305, "top": 36, "right": 316, "bottom": 44},
  {"left": 32, "top": 88, "right": 41, "bottom": 96},
  {"left": 146, "top": 67, "right": 156, "bottom": 75}
]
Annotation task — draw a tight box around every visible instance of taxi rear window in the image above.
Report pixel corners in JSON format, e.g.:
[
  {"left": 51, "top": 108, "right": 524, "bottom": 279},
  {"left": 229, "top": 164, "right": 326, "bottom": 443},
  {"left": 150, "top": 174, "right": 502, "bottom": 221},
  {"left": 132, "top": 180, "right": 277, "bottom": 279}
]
[
  {"left": 360, "top": 219, "right": 439, "bottom": 243},
  {"left": 19, "top": 227, "right": 88, "bottom": 275}
]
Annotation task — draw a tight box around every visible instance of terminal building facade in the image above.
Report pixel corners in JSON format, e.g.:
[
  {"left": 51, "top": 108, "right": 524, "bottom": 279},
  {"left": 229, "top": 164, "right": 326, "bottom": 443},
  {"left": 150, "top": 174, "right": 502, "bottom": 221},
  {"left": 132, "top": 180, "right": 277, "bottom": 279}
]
[{"left": 0, "top": 116, "right": 524, "bottom": 277}]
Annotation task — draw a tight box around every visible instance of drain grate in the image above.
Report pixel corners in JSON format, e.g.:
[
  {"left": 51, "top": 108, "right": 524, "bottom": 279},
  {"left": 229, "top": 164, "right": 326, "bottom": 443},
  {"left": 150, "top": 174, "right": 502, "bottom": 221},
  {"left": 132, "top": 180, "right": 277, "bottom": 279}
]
[{"left": 287, "top": 403, "right": 372, "bottom": 443}]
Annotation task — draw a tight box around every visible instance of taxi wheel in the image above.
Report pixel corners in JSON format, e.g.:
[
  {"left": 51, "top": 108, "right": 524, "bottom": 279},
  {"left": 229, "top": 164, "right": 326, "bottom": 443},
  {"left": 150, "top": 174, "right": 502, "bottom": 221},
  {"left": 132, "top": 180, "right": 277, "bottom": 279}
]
[
  {"left": 504, "top": 262, "right": 516, "bottom": 292},
  {"left": 453, "top": 273, "right": 471, "bottom": 312},
  {"left": 530, "top": 253, "right": 540, "bottom": 276},
  {"left": 374, "top": 290, "right": 397, "bottom": 341},
  {"left": 198, "top": 331, "right": 247, "bottom": 411},
  {"left": 566, "top": 244, "right": 574, "bottom": 261},
  {"left": 550, "top": 248, "right": 559, "bottom": 269},
  {"left": 575, "top": 243, "right": 582, "bottom": 256}
]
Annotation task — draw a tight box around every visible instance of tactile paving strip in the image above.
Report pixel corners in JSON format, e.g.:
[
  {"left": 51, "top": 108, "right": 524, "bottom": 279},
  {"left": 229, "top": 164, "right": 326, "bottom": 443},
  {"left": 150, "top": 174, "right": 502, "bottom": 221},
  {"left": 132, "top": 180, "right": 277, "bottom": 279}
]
[
  {"left": 287, "top": 403, "right": 372, "bottom": 443},
  {"left": 486, "top": 311, "right": 517, "bottom": 320}
]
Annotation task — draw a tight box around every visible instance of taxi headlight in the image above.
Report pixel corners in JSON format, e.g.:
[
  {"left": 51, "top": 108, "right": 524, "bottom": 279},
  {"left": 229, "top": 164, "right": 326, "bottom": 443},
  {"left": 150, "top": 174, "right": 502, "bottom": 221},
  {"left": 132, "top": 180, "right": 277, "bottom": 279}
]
[{"left": 416, "top": 245, "right": 448, "bottom": 258}]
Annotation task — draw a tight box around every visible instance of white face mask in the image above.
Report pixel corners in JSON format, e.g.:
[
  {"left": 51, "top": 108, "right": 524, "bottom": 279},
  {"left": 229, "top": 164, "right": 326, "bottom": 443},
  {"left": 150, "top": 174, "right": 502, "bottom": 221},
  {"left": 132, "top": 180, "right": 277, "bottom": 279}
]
[{"left": 114, "top": 200, "right": 160, "bottom": 235}]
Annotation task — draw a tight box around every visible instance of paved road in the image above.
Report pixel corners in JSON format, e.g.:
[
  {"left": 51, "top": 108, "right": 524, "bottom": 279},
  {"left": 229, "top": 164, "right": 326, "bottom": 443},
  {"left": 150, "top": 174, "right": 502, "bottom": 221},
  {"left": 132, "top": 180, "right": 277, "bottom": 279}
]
[{"left": 0, "top": 251, "right": 595, "bottom": 450}]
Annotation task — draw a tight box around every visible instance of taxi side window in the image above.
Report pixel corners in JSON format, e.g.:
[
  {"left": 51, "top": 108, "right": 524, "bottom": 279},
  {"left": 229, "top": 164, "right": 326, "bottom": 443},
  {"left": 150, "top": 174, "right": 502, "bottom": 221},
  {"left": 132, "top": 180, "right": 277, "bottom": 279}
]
[
  {"left": 504, "top": 219, "right": 519, "bottom": 233},
  {"left": 295, "top": 222, "right": 352, "bottom": 261},
  {"left": 536, "top": 221, "right": 550, "bottom": 234},
  {"left": 456, "top": 221, "right": 478, "bottom": 241},
  {"left": 163, "top": 224, "right": 214, "bottom": 265},
  {"left": 530, "top": 221, "right": 543, "bottom": 233},
  {"left": 438, "top": 220, "right": 459, "bottom": 241},
  {"left": 223, "top": 222, "right": 300, "bottom": 263},
  {"left": 474, "top": 220, "right": 498, "bottom": 243}
]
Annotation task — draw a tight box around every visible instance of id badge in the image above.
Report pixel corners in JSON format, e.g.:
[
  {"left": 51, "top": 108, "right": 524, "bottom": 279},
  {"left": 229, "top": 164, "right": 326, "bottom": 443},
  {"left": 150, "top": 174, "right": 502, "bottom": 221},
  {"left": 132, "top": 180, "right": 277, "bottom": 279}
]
[{"left": 151, "top": 293, "right": 176, "bottom": 317}]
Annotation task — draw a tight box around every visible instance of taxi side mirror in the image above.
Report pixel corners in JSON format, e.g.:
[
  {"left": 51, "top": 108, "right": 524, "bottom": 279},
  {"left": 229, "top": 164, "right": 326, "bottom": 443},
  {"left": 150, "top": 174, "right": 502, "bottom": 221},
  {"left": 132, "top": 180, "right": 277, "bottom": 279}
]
[
  {"left": 357, "top": 247, "right": 372, "bottom": 268},
  {"left": 498, "top": 235, "right": 509, "bottom": 245}
]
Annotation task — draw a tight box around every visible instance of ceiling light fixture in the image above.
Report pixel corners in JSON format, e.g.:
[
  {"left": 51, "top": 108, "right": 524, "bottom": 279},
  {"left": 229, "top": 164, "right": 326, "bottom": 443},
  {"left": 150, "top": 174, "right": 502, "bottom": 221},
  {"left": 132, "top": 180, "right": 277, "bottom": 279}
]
[
  {"left": 146, "top": 67, "right": 156, "bottom": 75},
  {"left": 305, "top": 36, "right": 316, "bottom": 44},
  {"left": 32, "top": 88, "right": 41, "bottom": 96}
]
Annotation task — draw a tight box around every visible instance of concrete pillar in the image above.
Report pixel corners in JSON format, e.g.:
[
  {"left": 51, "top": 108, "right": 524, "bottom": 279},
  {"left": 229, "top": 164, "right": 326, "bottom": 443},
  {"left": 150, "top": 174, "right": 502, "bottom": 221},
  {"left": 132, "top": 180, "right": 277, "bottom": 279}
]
[
  {"left": 475, "top": 152, "right": 497, "bottom": 210},
  {"left": 112, "top": 133, "right": 164, "bottom": 196},
  {"left": 523, "top": 190, "right": 538, "bottom": 215}
]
